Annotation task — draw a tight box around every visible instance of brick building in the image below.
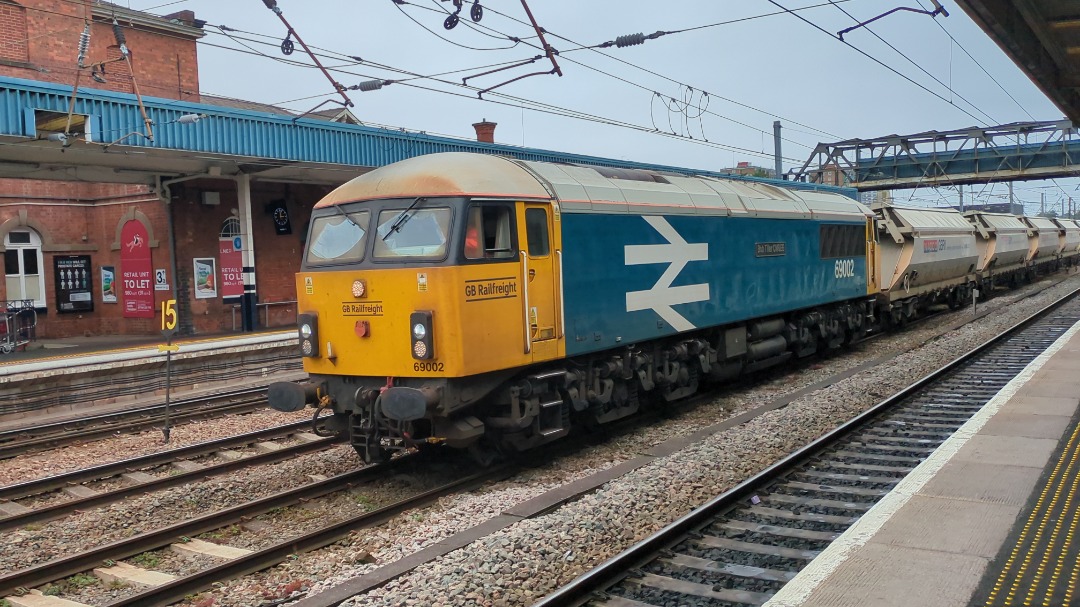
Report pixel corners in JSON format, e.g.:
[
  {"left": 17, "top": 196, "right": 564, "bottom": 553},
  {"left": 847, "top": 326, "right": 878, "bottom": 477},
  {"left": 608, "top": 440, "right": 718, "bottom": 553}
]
[{"left": 0, "top": 1, "right": 328, "bottom": 338}]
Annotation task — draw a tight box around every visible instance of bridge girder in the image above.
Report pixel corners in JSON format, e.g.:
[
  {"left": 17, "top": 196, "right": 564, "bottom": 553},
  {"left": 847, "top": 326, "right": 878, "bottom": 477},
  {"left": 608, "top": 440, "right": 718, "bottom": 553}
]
[{"left": 790, "top": 119, "right": 1080, "bottom": 190}]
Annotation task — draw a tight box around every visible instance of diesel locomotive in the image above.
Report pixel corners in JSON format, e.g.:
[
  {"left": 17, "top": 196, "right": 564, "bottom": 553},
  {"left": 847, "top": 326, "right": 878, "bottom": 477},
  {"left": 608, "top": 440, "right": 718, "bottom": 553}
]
[{"left": 268, "top": 152, "right": 1078, "bottom": 462}]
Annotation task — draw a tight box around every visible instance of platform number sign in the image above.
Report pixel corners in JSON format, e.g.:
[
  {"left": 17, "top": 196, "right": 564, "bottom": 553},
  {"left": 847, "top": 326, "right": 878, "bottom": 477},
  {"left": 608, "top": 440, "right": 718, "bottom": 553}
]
[
  {"left": 154, "top": 269, "right": 169, "bottom": 291},
  {"left": 161, "top": 299, "right": 178, "bottom": 336}
]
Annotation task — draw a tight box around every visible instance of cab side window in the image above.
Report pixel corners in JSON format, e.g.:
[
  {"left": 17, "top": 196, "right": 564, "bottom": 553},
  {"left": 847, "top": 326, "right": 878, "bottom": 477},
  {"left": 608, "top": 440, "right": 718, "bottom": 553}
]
[
  {"left": 464, "top": 205, "right": 515, "bottom": 260},
  {"left": 525, "top": 208, "right": 549, "bottom": 256}
]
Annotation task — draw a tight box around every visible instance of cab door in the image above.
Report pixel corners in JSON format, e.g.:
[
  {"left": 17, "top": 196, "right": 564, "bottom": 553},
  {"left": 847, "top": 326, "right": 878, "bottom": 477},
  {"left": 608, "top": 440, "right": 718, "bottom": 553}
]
[
  {"left": 519, "top": 203, "right": 559, "bottom": 361},
  {"left": 866, "top": 216, "right": 879, "bottom": 295}
]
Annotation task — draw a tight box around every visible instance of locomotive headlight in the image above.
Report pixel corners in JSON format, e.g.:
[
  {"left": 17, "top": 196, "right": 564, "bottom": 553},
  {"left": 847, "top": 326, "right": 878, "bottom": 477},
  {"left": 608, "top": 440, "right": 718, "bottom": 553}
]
[
  {"left": 351, "top": 279, "right": 367, "bottom": 298},
  {"left": 297, "top": 313, "right": 319, "bottom": 358},
  {"left": 409, "top": 311, "right": 433, "bottom": 360}
]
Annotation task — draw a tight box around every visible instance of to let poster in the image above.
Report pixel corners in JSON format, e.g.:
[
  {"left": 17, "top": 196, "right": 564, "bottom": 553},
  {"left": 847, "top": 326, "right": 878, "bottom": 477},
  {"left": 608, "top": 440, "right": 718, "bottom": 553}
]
[
  {"left": 193, "top": 258, "right": 218, "bottom": 299},
  {"left": 219, "top": 236, "right": 244, "bottom": 299},
  {"left": 120, "top": 220, "right": 154, "bottom": 318},
  {"left": 54, "top": 255, "right": 94, "bottom": 313}
]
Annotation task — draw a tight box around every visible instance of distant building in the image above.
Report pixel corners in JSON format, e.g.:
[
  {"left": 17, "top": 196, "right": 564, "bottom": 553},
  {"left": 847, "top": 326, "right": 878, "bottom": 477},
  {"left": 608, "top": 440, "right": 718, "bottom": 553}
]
[
  {"left": 721, "top": 161, "right": 776, "bottom": 178},
  {"left": 860, "top": 191, "right": 891, "bottom": 206}
]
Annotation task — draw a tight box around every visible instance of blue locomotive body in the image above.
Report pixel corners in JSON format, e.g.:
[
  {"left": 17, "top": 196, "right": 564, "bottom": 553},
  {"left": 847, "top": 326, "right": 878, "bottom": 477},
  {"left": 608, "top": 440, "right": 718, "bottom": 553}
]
[{"left": 561, "top": 212, "right": 869, "bottom": 356}]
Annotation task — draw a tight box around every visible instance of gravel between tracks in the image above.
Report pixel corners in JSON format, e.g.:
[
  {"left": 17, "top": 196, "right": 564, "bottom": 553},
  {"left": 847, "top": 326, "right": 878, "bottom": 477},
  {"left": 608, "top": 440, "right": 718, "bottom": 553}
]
[
  {"left": 7, "top": 275, "right": 1078, "bottom": 606},
  {"left": 0, "top": 408, "right": 311, "bottom": 487}
]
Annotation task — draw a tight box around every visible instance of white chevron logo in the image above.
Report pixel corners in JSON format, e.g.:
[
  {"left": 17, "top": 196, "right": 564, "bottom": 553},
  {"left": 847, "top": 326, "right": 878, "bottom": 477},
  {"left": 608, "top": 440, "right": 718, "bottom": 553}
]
[{"left": 624, "top": 216, "right": 709, "bottom": 331}]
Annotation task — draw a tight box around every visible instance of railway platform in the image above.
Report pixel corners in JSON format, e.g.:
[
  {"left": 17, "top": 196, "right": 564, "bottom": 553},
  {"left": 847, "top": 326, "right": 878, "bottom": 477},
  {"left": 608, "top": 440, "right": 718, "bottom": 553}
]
[
  {"left": 0, "top": 330, "right": 301, "bottom": 430},
  {"left": 767, "top": 322, "right": 1080, "bottom": 607}
]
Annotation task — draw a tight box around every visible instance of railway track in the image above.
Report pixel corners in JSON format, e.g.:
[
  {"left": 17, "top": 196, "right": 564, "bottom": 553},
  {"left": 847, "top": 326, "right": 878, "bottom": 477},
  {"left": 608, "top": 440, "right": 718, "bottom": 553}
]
[
  {"left": 533, "top": 289, "right": 1080, "bottom": 607},
  {"left": 0, "top": 421, "right": 340, "bottom": 531},
  {"left": 0, "top": 383, "right": 296, "bottom": 460},
  {"left": 0, "top": 452, "right": 510, "bottom": 605}
]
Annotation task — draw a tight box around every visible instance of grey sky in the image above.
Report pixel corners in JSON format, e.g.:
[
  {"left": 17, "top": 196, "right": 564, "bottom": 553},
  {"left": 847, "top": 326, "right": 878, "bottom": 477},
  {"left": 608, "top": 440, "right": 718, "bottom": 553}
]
[{"left": 123, "top": 0, "right": 1079, "bottom": 212}]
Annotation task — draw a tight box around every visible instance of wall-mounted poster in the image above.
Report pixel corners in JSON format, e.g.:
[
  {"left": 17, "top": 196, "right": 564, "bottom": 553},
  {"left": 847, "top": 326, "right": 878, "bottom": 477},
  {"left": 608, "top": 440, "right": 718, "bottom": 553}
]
[
  {"left": 55, "top": 255, "right": 94, "bottom": 313},
  {"left": 193, "top": 257, "right": 217, "bottom": 299},
  {"left": 218, "top": 237, "right": 243, "bottom": 299},
  {"left": 120, "top": 220, "right": 154, "bottom": 318},
  {"left": 101, "top": 266, "right": 117, "bottom": 303}
]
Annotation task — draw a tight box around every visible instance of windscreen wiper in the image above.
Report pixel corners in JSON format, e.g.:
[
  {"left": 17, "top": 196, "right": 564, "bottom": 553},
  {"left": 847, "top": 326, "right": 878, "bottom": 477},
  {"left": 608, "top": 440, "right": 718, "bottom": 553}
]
[
  {"left": 334, "top": 204, "right": 361, "bottom": 229},
  {"left": 382, "top": 197, "right": 424, "bottom": 241}
]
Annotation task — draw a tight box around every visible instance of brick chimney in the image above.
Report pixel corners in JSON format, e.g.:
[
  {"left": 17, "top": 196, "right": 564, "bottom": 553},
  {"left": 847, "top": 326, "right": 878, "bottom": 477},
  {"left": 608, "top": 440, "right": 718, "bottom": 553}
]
[{"left": 472, "top": 119, "right": 496, "bottom": 143}]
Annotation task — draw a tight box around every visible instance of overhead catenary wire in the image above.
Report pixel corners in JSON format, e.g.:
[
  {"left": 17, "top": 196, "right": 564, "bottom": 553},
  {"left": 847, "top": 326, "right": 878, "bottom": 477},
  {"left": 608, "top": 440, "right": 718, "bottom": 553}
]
[
  {"left": 763, "top": 0, "right": 991, "bottom": 127},
  {"left": 473, "top": 2, "right": 843, "bottom": 141},
  {"left": 391, "top": 0, "right": 523, "bottom": 51},
  {"left": 826, "top": 0, "right": 999, "bottom": 125},
  {"left": 586, "top": 0, "right": 857, "bottom": 51},
  {"left": 913, "top": 0, "right": 1034, "bottom": 121},
  {"left": 190, "top": 22, "right": 797, "bottom": 161},
  {"left": 194, "top": 20, "right": 812, "bottom": 158},
  {"left": 402, "top": 1, "right": 826, "bottom": 151},
  {"left": 79, "top": 0, "right": 833, "bottom": 150}
]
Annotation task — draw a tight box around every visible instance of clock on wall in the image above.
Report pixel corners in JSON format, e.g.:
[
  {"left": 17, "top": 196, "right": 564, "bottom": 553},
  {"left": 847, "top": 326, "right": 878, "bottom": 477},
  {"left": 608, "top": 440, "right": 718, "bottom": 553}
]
[{"left": 270, "top": 200, "right": 292, "bottom": 235}]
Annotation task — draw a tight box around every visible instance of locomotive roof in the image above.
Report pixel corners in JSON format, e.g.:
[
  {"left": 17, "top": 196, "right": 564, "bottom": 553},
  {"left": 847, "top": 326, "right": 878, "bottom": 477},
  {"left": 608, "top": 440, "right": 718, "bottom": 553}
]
[
  {"left": 316, "top": 152, "right": 869, "bottom": 221},
  {"left": 316, "top": 153, "right": 552, "bottom": 208}
]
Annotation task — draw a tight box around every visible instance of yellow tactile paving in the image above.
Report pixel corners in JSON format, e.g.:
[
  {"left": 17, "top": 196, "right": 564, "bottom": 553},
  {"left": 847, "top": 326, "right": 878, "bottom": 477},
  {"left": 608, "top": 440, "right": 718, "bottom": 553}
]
[{"left": 983, "top": 418, "right": 1080, "bottom": 606}]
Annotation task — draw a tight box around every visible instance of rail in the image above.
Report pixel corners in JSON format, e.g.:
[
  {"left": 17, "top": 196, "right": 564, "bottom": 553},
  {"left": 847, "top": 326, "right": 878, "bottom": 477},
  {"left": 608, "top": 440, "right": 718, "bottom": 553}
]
[{"left": 231, "top": 299, "right": 297, "bottom": 331}]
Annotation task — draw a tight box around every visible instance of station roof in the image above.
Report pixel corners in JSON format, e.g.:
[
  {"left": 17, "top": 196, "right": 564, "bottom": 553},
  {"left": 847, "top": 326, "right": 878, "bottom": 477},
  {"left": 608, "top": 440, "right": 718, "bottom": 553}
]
[
  {"left": 957, "top": 1, "right": 1080, "bottom": 124},
  {"left": 0, "top": 76, "right": 854, "bottom": 197}
]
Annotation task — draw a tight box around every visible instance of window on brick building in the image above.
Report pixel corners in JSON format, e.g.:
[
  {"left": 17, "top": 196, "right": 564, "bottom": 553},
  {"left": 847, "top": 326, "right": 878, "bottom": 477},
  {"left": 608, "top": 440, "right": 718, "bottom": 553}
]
[
  {"left": 0, "top": 2, "right": 30, "bottom": 64},
  {"left": 220, "top": 217, "right": 240, "bottom": 239},
  {"left": 4, "top": 229, "right": 45, "bottom": 308}
]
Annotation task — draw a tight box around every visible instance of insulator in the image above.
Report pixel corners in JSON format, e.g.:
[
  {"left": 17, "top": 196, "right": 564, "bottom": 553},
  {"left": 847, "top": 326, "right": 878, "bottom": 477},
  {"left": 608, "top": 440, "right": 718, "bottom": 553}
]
[
  {"left": 176, "top": 114, "right": 203, "bottom": 124},
  {"left": 112, "top": 19, "right": 127, "bottom": 46},
  {"left": 615, "top": 33, "right": 646, "bottom": 48},
  {"left": 77, "top": 22, "right": 91, "bottom": 68},
  {"left": 357, "top": 79, "right": 384, "bottom": 92},
  {"left": 262, "top": 0, "right": 282, "bottom": 13}
]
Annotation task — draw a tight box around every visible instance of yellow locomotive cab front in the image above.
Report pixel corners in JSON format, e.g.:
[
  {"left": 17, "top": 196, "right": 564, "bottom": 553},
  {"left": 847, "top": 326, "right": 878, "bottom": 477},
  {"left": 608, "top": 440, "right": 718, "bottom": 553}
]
[{"left": 268, "top": 191, "right": 566, "bottom": 462}]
